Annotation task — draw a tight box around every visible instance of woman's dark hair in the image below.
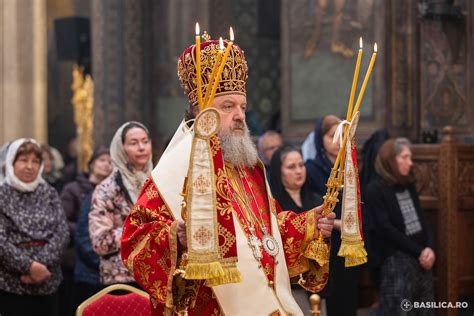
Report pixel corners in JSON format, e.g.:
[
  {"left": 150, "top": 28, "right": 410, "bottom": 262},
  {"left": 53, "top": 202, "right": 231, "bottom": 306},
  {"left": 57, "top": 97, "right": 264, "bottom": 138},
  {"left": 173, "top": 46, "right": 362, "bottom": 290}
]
[
  {"left": 121, "top": 122, "right": 151, "bottom": 144},
  {"left": 320, "top": 115, "right": 341, "bottom": 138},
  {"left": 15, "top": 141, "right": 42, "bottom": 164},
  {"left": 276, "top": 145, "right": 302, "bottom": 168}
]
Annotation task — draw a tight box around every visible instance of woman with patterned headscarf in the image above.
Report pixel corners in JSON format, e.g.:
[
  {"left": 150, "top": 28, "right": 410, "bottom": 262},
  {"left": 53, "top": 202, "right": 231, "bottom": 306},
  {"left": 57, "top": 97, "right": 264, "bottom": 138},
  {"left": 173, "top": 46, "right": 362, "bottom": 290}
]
[
  {"left": 88, "top": 122, "right": 153, "bottom": 286},
  {"left": 0, "top": 138, "right": 69, "bottom": 316}
]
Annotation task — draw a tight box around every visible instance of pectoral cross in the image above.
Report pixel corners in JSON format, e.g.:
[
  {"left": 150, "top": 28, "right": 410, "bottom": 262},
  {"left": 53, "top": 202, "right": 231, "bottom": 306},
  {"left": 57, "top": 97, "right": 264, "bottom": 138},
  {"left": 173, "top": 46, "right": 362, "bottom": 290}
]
[{"left": 248, "top": 227, "right": 263, "bottom": 263}]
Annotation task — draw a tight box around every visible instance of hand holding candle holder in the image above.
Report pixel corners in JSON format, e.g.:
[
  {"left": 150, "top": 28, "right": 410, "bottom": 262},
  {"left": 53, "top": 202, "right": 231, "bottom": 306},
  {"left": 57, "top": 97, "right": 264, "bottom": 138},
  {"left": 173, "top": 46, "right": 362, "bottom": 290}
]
[{"left": 304, "top": 40, "right": 376, "bottom": 268}]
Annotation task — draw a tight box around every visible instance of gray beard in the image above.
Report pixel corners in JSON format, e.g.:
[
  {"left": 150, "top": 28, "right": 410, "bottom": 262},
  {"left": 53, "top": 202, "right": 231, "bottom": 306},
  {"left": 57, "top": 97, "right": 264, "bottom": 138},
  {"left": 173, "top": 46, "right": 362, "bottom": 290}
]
[{"left": 219, "top": 126, "right": 258, "bottom": 168}]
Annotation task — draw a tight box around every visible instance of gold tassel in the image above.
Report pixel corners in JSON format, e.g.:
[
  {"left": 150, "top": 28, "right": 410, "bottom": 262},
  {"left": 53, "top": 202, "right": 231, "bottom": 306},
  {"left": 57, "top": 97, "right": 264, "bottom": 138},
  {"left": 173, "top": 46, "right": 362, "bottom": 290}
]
[
  {"left": 205, "top": 267, "right": 243, "bottom": 287},
  {"left": 337, "top": 240, "right": 367, "bottom": 267},
  {"left": 337, "top": 240, "right": 367, "bottom": 258},
  {"left": 303, "top": 234, "right": 330, "bottom": 267},
  {"left": 344, "top": 256, "right": 368, "bottom": 267},
  {"left": 183, "top": 262, "right": 225, "bottom": 280}
]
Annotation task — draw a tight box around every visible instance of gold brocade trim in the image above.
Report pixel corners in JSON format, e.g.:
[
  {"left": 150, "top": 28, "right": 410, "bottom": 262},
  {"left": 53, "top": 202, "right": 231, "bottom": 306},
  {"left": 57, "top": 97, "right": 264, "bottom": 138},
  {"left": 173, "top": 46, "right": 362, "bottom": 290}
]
[
  {"left": 145, "top": 183, "right": 159, "bottom": 200},
  {"left": 183, "top": 262, "right": 225, "bottom": 280},
  {"left": 126, "top": 235, "right": 148, "bottom": 273},
  {"left": 205, "top": 267, "right": 243, "bottom": 287},
  {"left": 285, "top": 236, "right": 308, "bottom": 278},
  {"left": 297, "top": 260, "right": 329, "bottom": 293},
  {"left": 177, "top": 42, "right": 248, "bottom": 106},
  {"left": 345, "top": 256, "right": 368, "bottom": 267},
  {"left": 165, "top": 220, "right": 179, "bottom": 309},
  {"left": 304, "top": 208, "right": 316, "bottom": 246},
  {"left": 152, "top": 180, "right": 176, "bottom": 221},
  {"left": 216, "top": 168, "right": 233, "bottom": 220}
]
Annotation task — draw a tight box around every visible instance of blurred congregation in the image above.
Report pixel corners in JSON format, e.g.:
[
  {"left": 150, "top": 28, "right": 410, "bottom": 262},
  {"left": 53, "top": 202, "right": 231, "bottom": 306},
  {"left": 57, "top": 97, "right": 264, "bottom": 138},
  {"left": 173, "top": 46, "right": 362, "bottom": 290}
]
[{"left": 1, "top": 0, "right": 474, "bottom": 316}]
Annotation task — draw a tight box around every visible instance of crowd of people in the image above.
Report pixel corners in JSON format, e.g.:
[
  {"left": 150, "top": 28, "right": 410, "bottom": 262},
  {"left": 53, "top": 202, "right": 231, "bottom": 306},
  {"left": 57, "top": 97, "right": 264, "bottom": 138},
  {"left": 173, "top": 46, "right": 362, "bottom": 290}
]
[
  {"left": 0, "top": 119, "right": 435, "bottom": 316},
  {"left": 0, "top": 39, "right": 436, "bottom": 316}
]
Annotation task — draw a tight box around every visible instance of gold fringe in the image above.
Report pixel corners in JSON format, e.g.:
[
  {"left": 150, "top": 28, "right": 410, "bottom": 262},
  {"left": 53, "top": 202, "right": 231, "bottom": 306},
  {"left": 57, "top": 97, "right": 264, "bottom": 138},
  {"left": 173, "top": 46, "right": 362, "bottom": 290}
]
[
  {"left": 183, "top": 261, "right": 225, "bottom": 280},
  {"left": 337, "top": 241, "right": 368, "bottom": 258},
  {"left": 344, "top": 256, "right": 368, "bottom": 267},
  {"left": 205, "top": 266, "right": 243, "bottom": 287},
  {"left": 337, "top": 240, "right": 368, "bottom": 267}
]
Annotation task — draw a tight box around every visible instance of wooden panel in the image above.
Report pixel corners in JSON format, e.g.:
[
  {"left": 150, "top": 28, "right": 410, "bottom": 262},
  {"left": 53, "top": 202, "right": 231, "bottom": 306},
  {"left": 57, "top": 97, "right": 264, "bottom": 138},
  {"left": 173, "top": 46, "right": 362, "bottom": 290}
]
[{"left": 458, "top": 211, "right": 474, "bottom": 294}]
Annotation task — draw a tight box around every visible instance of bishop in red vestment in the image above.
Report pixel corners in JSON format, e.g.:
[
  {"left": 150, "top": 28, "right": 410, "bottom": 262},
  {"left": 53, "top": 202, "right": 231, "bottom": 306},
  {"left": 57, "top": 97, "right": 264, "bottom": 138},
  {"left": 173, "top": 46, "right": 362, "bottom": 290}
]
[{"left": 121, "top": 38, "right": 335, "bottom": 316}]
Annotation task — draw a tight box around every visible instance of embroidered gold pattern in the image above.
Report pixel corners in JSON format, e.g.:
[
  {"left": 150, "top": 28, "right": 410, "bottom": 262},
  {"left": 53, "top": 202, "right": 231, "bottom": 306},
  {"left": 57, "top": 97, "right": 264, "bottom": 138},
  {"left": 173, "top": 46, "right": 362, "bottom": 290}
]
[
  {"left": 284, "top": 237, "right": 304, "bottom": 267},
  {"left": 346, "top": 167, "right": 355, "bottom": 185},
  {"left": 197, "top": 111, "right": 218, "bottom": 136},
  {"left": 218, "top": 224, "right": 236, "bottom": 257},
  {"left": 262, "top": 262, "right": 273, "bottom": 278},
  {"left": 145, "top": 184, "right": 159, "bottom": 200},
  {"left": 216, "top": 168, "right": 233, "bottom": 220},
  {"left": 193, "top": 174, "right": 211, "bottom": 194},
  {"left": 345, "top": 213, "right": 355, "bottom": 230},
  {"left": 149, "top": 279, "right": 167, "bottom": 302},
  {"left": 157, "top": 248, "right": 171, "bottom": 274},
  {"left": 177, "top": 41, "right": 248, "bottom": 106},
  {"left": 291, "top": 215, "right": 306, "bottom": 234},
  {"left": 193, "top": 226, "right": 213, "bottom": 246},
  {"left": 210, "top": 135, "right": 221, "bottom": 157}
]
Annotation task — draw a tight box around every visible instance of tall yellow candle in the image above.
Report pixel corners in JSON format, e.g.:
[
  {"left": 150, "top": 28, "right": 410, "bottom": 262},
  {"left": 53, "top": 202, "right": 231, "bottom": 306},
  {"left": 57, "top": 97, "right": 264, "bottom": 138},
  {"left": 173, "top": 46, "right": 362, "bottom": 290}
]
[
  {"left": 203, "top": 50, "right": 222, "bottom": 108},
  {"left": 331, "top": 38, "right": 363, "bottom": 175},
  {"left": 207, "top": 31, "right": 234, "bottom": 108},
  {"left": 346, "top": 37, "right": 363, "bottom": 121},
  {"left": 195, "top": 22, "right": 203, "bottom": 111},
  {"left": 353, "top": 43, "right": 377, "bottom": 116}
]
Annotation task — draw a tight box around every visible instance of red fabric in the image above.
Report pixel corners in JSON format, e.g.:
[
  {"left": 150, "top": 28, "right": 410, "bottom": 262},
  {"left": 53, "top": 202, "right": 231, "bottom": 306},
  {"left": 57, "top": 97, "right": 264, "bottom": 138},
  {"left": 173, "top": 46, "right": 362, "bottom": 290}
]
[
  {"left": 82, "top": 293, "right": 152, "bottom": 316},
  {"left": 228, "top": 165, "right": 276, "bottom": 282},
  {"left": 210, "top": 136, "right": 239, "bottom": 265},
  {"left": 121, "top": 138, "right": 329, "bottom": 315},
  {"left": 351, "top": 140, "right": 364, "bottom": 239}
]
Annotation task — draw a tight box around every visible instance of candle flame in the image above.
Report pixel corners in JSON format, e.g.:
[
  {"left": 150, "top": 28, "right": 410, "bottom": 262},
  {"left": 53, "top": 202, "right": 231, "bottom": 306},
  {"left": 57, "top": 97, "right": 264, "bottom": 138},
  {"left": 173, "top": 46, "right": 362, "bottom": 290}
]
[
  {"left": 360, "top": 37, "right": 363, "bottom": 49},
  {"left": 195, "top": 22, "right": 200, "bottom": 35},
  {"left": 374, "top": 43, "right": 377, "bottom": 52},
  {"left": 219, "top": 37, "right": 224, "bottom": 51},
  {"left": 230, "top": 27, "right": 234, "bottom": 42}
]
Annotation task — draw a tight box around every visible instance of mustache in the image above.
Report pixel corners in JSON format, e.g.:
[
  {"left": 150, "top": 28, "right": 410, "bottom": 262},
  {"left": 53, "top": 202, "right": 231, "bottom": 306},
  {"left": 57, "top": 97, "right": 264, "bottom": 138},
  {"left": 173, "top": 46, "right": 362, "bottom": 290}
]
[{"left": 232, "top": 121, "right": 245, "bottom": 130}]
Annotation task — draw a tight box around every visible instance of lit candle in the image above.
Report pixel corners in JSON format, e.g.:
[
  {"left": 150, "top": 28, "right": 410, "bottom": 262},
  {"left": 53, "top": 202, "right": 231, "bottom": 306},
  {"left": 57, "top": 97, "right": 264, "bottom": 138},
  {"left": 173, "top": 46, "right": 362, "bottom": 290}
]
[
  {"left": 195, "top": 22, "right": 203, "bottom": 111},
  {"left": 203, "top": 42, "right": 223, "bottom": 108},
  {"left": 206, "top": 30, "right": 234, "bottom": 108},
  {"left": 346, "top": 37, "right": 363, "bottom": 121},
  {"left": 353, "top": 43, "right": 377, "bottom": 115}
]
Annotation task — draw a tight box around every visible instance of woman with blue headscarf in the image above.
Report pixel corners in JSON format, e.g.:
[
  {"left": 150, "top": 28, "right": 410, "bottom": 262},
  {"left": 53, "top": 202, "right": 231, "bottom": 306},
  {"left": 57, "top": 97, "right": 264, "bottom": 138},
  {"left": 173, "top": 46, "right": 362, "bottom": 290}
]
[{"left": 305, "top": 115, "right": 359, "bottom": 316}]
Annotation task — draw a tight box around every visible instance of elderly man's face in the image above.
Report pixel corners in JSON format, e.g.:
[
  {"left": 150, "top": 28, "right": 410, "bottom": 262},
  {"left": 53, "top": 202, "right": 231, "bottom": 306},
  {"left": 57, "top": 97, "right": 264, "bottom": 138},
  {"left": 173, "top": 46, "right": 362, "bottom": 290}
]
[
  {"left": 211, "top": 94, "right": 247, "bottom": 136},
  {"left": 262, "top": 135, "right": 282, "bottom": 164}
]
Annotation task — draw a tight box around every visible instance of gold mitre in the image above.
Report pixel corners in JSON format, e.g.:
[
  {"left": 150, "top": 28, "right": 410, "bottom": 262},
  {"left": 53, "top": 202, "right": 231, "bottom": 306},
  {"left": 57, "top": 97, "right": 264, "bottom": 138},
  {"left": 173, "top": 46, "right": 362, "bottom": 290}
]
[{"left": 177, "top": 34, "right": 248, "bottom": 106}]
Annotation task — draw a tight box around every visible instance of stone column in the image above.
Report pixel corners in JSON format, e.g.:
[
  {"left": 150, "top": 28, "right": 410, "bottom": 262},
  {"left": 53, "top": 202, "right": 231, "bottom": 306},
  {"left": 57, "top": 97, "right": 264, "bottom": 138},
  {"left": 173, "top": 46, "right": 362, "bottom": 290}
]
[
  {"left": 91, "top": 0, "right": 149, "bottom": 146},
  {"left": 0, "top": 0, "right": 47, "bottom": 144},
  {"left": 91, "top": 0, "right": 211, "bottom": 147}
]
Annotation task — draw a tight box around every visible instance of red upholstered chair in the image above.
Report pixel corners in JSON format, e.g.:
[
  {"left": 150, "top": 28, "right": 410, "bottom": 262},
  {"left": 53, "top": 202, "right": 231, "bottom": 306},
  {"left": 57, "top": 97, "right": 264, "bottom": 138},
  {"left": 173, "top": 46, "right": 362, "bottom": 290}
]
[{"left": 76, "top": 284, "right": 152, "bottom": 316}]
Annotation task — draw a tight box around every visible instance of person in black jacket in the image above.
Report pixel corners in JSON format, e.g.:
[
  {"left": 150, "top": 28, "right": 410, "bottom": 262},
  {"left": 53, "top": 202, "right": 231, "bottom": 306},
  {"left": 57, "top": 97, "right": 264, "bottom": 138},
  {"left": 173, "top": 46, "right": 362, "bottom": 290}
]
[
  {"left": 366, "top": 138, "right": 435, "bottom": 315},
  {"left": 59, "top": 147, "right": 112, "bottom": 315}
]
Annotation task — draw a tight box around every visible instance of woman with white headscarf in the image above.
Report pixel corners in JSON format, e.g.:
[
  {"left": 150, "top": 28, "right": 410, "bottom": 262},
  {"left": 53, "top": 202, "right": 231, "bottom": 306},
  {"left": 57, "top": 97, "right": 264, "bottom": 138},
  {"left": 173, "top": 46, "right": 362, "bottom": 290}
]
[
  {"left": 0, "top": 138, "right": 69, "bottom": 316},
  {"left": 89, "top": 122, "right": 152, "bottom": 285}
]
